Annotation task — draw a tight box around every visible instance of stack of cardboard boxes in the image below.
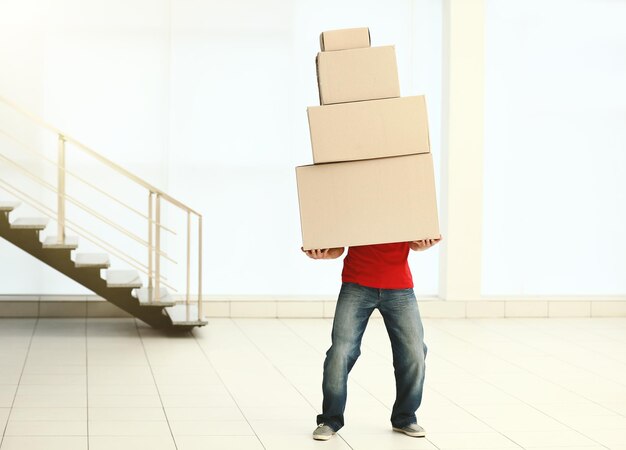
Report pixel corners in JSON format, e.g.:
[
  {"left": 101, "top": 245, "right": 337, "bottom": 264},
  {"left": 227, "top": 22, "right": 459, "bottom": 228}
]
[{"left": 296, "top": 27, "right": 440, "bottom": 250}]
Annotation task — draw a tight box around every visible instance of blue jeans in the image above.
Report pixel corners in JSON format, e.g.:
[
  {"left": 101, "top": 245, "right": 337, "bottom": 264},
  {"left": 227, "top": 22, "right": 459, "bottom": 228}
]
[{"left": 316, "top": 282, "right": 427, "bottom": 431}]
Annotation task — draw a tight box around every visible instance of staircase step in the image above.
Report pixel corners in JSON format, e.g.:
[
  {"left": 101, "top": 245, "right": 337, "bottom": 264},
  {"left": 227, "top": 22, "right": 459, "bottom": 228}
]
[
  {"left": 106, "top": 270, "right": 143, "bottom": 288},
  {"left": 134, "top": 287, "right": 175, "bottom": 306},
  {"left": 10, "top": 217, "right": 48, "bottom": 230},
  {"left": 43, "top": 236, "right": 79, "bottom": 249},
  {"left": 164, "top": 304, "right": 208, "bottom": 326},
  {"left": 75, "top": 253, "right": 110, "bottom": 268},
  {"left": 0, "top": 201, "right": 20, "bottom": 212}
]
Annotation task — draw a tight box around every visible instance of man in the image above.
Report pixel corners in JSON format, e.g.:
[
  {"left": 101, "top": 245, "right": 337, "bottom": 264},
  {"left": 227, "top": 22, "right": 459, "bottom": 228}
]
[{"left": 303, "top": 236, "right": 442, "bottom": 441}]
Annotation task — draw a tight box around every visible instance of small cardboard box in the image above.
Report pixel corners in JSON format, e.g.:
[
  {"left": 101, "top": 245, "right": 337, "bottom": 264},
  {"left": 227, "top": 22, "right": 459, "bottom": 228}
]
[
  {"left": 319, "top": 27, "right": 371, "bottom": 52},
  {"left": 307, "top": 96, "right": 430, "bottom": 164},
  {"left": 296, "top": 153, "right": 439, "bottom": 250},
  {"left": 316, "top": 46, "right": 400, "bottom": 105}
]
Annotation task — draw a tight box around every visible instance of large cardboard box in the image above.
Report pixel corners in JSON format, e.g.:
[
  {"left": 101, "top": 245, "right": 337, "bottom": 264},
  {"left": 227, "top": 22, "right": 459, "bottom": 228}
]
[
  {"left": 319, "top": 27, "right": 370, "bottom": 51},
  {"left": 307, "top": 96, "right": 430, "bottom": 164},
  {"left": 296, "top": 153, "right": 439, "bottom": 250},
  {"left": 316, "top": 46, "right": 400, "bottom": 105}
]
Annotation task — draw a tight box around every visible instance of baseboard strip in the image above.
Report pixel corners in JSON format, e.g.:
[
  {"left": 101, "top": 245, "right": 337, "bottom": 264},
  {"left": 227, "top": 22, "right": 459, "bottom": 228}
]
[{"left": 0, "top": 296, "right": 625, "bottom": 318}]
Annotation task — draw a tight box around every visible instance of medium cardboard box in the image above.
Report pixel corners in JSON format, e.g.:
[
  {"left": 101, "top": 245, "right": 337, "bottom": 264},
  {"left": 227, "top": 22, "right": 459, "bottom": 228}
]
[
  {"left": 319, "top": 27, "right": 370, "bottom": 51},
  {"left": 307, "top": 96, "right": 430, "bottom": 164},
  {"left": 316, "top": 46, "right": 400, "bottom": 105},
  {"left": 296, "top": 153, "right": 439, "bottom": 250}
]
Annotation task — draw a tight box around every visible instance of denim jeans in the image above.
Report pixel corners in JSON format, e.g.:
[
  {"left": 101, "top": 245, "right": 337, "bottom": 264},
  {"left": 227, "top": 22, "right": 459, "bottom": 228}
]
[{"left": 316, "top": 282, "right": 427, "bottom": 431}]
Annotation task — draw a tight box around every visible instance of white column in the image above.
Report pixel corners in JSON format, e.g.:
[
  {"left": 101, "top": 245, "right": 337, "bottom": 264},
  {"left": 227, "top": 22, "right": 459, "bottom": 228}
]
[{"left": 439, "top": 0, "right": 485, "bottom": 301}]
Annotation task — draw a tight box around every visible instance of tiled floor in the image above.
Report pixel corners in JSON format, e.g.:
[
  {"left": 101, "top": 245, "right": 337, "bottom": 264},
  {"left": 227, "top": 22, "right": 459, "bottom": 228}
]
[{"left": 0, "top": 316, "right": 625, "bottom": 450}]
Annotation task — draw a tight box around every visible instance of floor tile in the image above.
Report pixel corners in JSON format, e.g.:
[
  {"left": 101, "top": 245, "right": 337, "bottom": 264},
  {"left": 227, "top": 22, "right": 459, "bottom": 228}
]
[
  {"left": 159, "top": 393, "right": 237, "bottom": 408},
  {"left": 9, "top": 407, "right": 86, "bottom": 421},
  {"left": 557, "top": 414, "right": 626, "bottom": 430},
  {"left": 87, "top": 366, "right": 153, "bottom": 385},
  {"left": 153, "top": 373, "right": 223, "bottom": 385},
  {"left": 426, "top": 431, "right": 521, "bottom": 448},
  {"left": 503, "top": 430, "right": 601, "bottom": 447},
  {"left": 237, "top": 405, "right": 316, "bottom": 421},
  {"left": 87, "top": 384, "right": 158, "bottom": 395},
  {"left": 87, "top": 394, "right": 161, "bottom": 408},
  {"left": 12, "top": 393, "right": 86, "bottom": 408},
  {"left": 353, "top": 433, "right": 443, "bottom": 450},
  {"left": 578, "top": 428, "right": 626, "bottom": 447},
  {"left": 0, "top": 373, "right": 20, "bottom": 384},
  {"left": 459, "top": 402, "right": 541, "bottom": 419},
  {"left": 249, "top": 419, "right": 317, "bottom": 436},
  {"left": 419, "top": 417, "right": 494, "bottom": 433},
  {"left": 88, "top": 420, "right": 171, "bottom": 437},
  {"left": 521, "top": 447, "right": 606, "bottom": 450},
  {"left": 0, "top": 385, "right": 17, "bottom": 407},
  {"left": 174, "top": 435, "right": 265, "bottom": 450},
  {"left": 16, "top": 385, "right": 86, "bottom": 396},
  {"left": 480, "top": 413, "right": 570, "bottom": 432},
  {"left": 88, "top": 436, "right": 176, "bottom": 450},
  {"left": 599, "top": 401, "right": 626, "bottom": 415},
  {"left": 153, "top": 383, "right": 226, "bottom": 395},
  {"left": 531, "top": 401, "right": 617, "bottom": 417},
  {"left": 4, "top": 420, "right": 87, "bottom": 436},
  {"left": 0, "top": 407, "right": 10, "bottom": 427},
  {"left": 169, "top": 419, "right": 254, "bottom": 436},
  {"left": 0, "top": 436, "right": 87, "bottom": 450},
  {"left": 88, "top": 407, "right": 166, "bottom": 421},
  {"left": 164, "top": 406, "right": 245, "bottom": 421},
  {"left": 19, "top": 373, "right": 85, "bottom": 385},
  {"left": 259, "top": 433, "right": 354, "bottom": 449},
  {"left": 21, "top": 364, "right": 86, "bottom": 375}
]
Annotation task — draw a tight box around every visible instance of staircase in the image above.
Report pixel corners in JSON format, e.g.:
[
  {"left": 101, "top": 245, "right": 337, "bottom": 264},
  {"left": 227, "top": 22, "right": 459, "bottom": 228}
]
[{"left": 0, "top": 96, "right": 206, "bottom": 331}]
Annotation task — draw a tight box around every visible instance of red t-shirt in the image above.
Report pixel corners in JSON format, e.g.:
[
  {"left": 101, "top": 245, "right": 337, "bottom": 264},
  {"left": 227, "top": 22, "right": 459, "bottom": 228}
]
[{"left": 342, "top": 242, "right": 413, "bottom": 289}]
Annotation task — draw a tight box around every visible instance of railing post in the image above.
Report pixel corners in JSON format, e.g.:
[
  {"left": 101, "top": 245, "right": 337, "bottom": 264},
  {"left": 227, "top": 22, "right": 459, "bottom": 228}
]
[
  {"left": 186, "top": 210, "right": 191, "bottom": 310},
  {"left": 148, "top": 191, "right": 154, "bottom": 301},
  {"left": 57, "top": 134, "right": 66, "bottom": 243},
  {"left": 198, "top": 215, "right": 203, "bottom": 320},
  {"left": 155, "top": 193, "right": 161, "bottom": 303}
]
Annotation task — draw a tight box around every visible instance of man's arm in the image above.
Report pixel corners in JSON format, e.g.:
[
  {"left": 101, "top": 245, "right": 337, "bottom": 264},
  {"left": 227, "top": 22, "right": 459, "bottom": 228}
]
[
  {"left": 301, "top": 247, "right": 345, "bottom": 260},
  {"left": 410, "top": 235, "right": 442, "bottom": 251}
]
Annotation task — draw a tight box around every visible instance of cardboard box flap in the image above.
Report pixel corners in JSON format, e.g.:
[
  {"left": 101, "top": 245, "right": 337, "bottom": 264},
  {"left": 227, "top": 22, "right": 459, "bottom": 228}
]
[{"left": 319, "top": 27, "right": 371, "bottom": 51}]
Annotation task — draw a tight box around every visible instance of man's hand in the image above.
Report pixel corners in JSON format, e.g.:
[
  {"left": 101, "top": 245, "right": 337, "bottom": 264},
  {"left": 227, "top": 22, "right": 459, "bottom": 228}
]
[
  {"left": 301, "top": 247, "right": 345, "bottom": 259},
  {"left": 410, "top": 235, "right": 442, "bottom": 251}
]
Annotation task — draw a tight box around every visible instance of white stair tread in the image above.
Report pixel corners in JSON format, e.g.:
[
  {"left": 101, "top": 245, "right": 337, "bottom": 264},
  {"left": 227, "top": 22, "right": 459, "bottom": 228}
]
[
  {"left": 106, "top": 270, "right": 143, "bottom": 288},
  {"left": 0, "top": 201, "right": 20, "bottom": 212},
  {"left": 134, "top": 287, "right": 175, "bottom": 306},
  {"left": 43, "top": 236, "right": 79, "bottom": 249},
  {"left": 75, "top": 253, "right": 110, "bottom": 268},
  {"left": 11, "top": 217, "right": 49, "bottom": 230},
  {"left": 165, "top": 304, "right": 207, "bottom": 326}
]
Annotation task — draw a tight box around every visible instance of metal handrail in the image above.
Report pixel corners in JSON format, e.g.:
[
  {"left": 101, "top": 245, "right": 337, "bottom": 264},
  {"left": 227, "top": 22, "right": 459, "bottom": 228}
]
[
  {"left": 1, "top": 124, "right": 177, "bottom": 234},
  {"left": 0, "top": 94, "right": 203, "bottom": 320},
  {"left": 0, "top": 177, "right": 176, "bottom": 288},
  {"left": 0, "top": 152, "right": 176, "bottom": 263},
  {"left": 0, "top": 95, "right": 200, "bottom": 215},
  {"left": 0, "top": 179, "right": 175, "bottom": 287}
]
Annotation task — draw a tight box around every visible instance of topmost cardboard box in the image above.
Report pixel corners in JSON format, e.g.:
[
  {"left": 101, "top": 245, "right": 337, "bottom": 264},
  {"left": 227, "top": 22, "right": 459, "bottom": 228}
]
[{"left": 319, "top": 27, "right": 371, "bottom": 51}]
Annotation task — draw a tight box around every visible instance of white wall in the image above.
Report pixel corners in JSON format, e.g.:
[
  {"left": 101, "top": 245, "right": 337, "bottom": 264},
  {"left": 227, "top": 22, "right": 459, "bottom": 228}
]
[
  {"left": 0, "top": 0, "right": 172, "bottom": 294},
  {"left": 0, "top": 0, "right": 68, "bottom": 294},
  {"left": 483, "top": 0, "right": 626, "bottom": 295},
  {"left": 0, "top": 0, "right": 442, "bottom": 297}
]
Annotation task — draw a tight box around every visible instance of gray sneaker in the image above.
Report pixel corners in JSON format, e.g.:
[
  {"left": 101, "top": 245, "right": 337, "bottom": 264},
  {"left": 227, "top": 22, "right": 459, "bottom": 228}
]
[
  {"left": 392, "top": 423, "right": 426, "bottom": 437},
  {"left": 312, "top": 423, "right": 336, "bottom": 440}
]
